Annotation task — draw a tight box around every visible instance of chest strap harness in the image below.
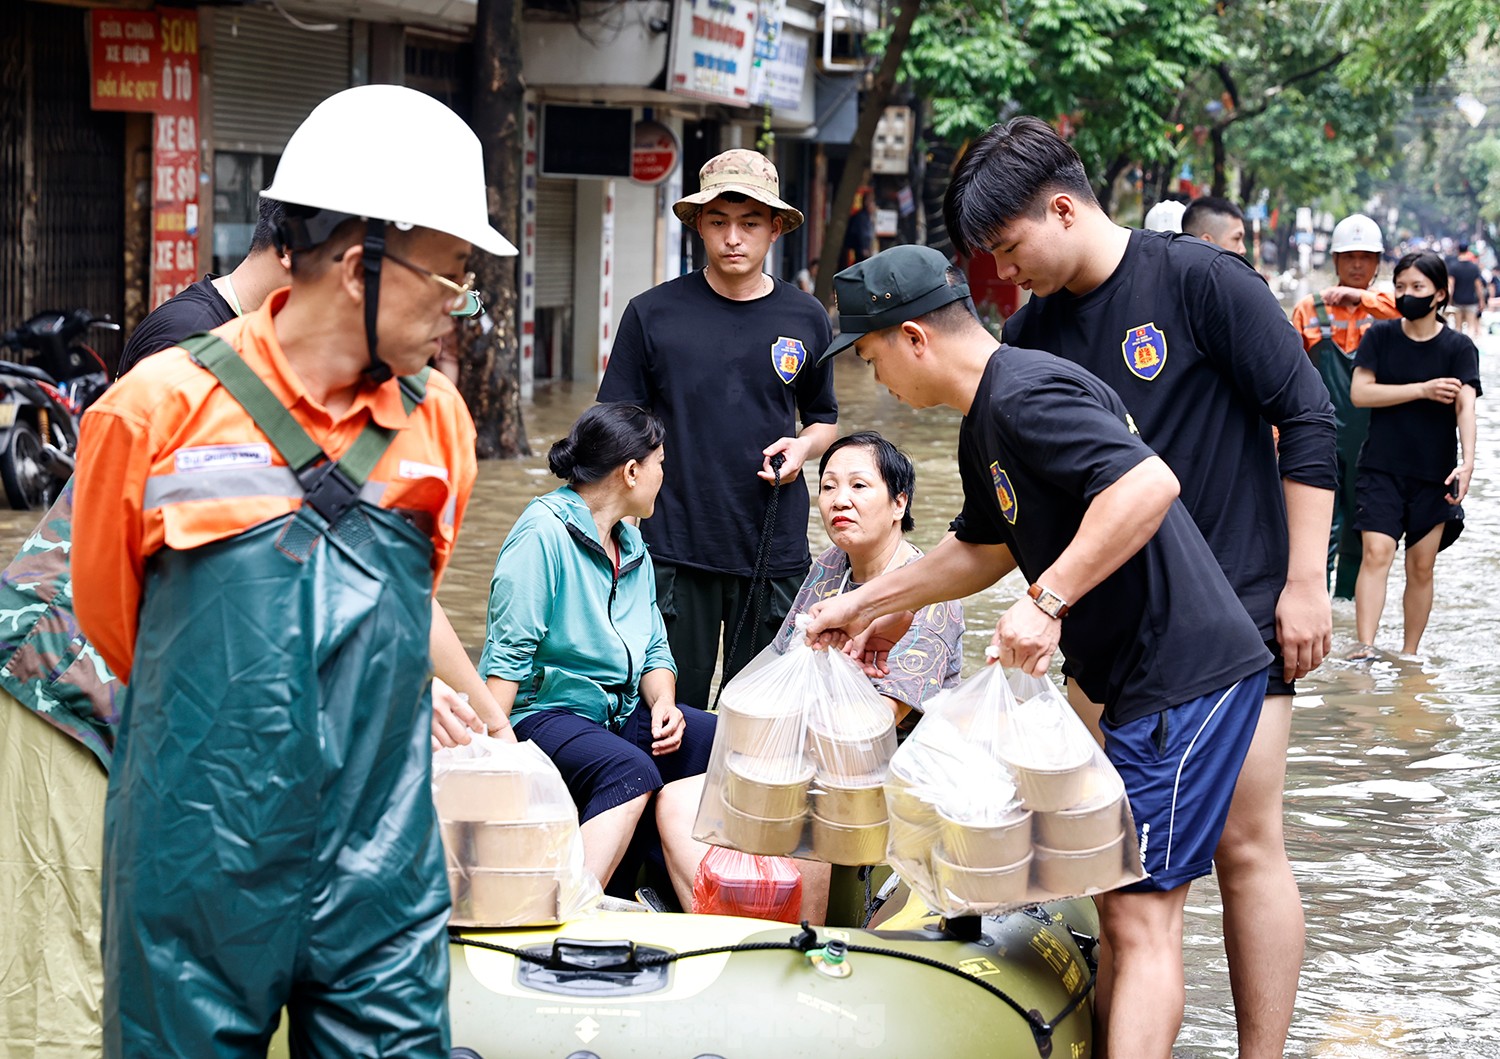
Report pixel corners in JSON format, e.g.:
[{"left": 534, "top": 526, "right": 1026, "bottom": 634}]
[
  {"left": 180, "top": 332, "right": 430, "bottom": 528},
  {"left": 1311, "top": 292, "right": 1334, "bottom": 342}
]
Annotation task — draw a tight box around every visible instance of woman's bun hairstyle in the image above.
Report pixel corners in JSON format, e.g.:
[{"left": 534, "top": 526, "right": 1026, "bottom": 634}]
[
  {"left": 551, "top": 403, "right": 667, "bottom": 485},
  {"left": 547, "top": 435, "right": 578, "bottom": 480}
]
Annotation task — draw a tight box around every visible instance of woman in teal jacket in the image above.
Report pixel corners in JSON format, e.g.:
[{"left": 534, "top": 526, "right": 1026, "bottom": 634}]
[{"left": 481, "top": 403, "right": 716, "bottom": 905}]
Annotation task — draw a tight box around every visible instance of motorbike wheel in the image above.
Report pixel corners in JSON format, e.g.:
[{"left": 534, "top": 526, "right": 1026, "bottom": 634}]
[{"left": 1, "top": 421, "right": 56, "bottom": 511}]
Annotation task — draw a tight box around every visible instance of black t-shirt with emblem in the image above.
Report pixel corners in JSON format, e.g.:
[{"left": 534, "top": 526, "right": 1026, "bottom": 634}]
[
  {"left": 1353, "top": 319, "right": 1482, "bottom": 481},
  {"left": 953, "top": 346, "right": 1270, "bottom": 725},
  {"left": 598, "top": 269, "right": 836, "bottom": 577},
  {"left": 1003, "top": 229, "right": 1336, "bottom": 640}
]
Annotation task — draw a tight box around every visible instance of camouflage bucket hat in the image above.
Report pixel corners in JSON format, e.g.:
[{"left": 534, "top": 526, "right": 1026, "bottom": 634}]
[{"left": 673, "top": 149, "right": 805, "bottom": 233}]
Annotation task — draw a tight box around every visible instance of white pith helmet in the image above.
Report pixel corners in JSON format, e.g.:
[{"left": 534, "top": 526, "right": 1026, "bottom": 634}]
[
  {"left": 263, "top": 84, "right": 517, "bottom": 257},
  {"left": 1330, "top": 214, "right": 1383, "bottom": 255},
  {"left": 1144, "top": 200, "right": 1186, "bottom": 233}
]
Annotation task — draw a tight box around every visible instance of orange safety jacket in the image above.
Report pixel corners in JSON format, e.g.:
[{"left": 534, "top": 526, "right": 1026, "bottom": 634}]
[
  {"left": 1290, "top": 289, "right": 1398, "bottom": 355},
  {"left": 72, "top": 288, "right": 478, "bottom": 681}
]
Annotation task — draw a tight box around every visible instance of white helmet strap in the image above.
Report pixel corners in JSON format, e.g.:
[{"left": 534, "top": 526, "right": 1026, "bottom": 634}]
[{"left": 361, "top": 218, "right": 393, "bottom": 385}]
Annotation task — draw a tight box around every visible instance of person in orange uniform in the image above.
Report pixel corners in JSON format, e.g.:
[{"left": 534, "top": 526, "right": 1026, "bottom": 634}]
[
  {"left": 1290, "top": 213, "right": 1398, "bottom": 598},
  {"left": 72, "top": 84, "right": 516, "bottom": 1058}
]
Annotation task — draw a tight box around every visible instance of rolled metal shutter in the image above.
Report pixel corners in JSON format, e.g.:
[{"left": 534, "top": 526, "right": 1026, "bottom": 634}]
[
  {"left": 211, "top": 9, "right": 352, "bottom": 154},
  {"left": 535, "top": 178, "right": 576, "bottom": 308}
]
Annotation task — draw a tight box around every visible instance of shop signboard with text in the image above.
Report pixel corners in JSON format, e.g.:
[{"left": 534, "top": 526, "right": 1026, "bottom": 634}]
[
  {"left": 89, "top": 8, "right": 202, "bottom": 309},
  {"left": 667, "top": 0, "right": 758, "bottom": 107}
]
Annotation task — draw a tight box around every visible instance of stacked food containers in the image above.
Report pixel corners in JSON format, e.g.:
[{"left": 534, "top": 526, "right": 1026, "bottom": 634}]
[
  {"left": 886, "top": 666, "right": 1144, "bottom": 915},
  {"left": 694, "top": 636, "right": 898, "bottom": 866},
  {"left": 433, "top": 737, "right": 600, "bottom": 928}
]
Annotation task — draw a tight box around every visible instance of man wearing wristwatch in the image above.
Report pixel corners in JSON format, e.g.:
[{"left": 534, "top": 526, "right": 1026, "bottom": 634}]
[{"left": 804, "top": 245, "right": 1272, "bottom": 1059}]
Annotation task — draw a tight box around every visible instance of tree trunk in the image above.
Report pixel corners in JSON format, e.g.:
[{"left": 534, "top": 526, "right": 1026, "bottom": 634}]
[
  {"left": 813, "top": 0, "right": 922, "bottom": 306},
  {"left": 466, "top": 0, "right": 529, "bottom": 459},
  {"left": 1097, "top": 154, "right": 1129, "bottom": 216},
  {"left": 1210, "top": 125, "right": 1227, "bottom": 197},
  {"left": 1238, "top": 167, "right": 1257, "bottom": 207}
]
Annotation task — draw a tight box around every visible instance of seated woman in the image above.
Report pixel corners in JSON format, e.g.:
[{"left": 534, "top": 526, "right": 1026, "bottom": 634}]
[
  {"left": 480, "top": 403, "right": 715, "bottom": 906},
  {"left": 776, "top": 431, "right": 964, "bottom": 734}
]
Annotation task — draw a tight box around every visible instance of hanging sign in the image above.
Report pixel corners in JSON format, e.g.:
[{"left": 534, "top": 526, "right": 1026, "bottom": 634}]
[
  {"left": 631, "top": 121, "right": 680, "bottom": 185},
  {"left": 89, "top": 9, "right": 162, "bottom": 112},
  {"left": 149, "top": 8, "right": 201, "bottom": 308},
  {"left": 667, "top": 0, "right": 758, "bottom": 108}
]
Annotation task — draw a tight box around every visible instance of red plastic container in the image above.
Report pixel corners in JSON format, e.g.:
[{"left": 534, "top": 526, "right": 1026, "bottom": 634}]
[{"left": 691, "top": 846, "right": 803, "bottom": 922}]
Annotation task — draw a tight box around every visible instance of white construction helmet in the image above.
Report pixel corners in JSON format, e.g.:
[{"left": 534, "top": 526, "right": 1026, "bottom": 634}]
[
  {"left": 1144, "top": 200, "right": 1186, "bottom": 233},
  {"left": 1330, "top": 214, "right": 1383, "bottom": 255},
  {"left": 263, "top": 84, "right": 516, "bottom": 257}
]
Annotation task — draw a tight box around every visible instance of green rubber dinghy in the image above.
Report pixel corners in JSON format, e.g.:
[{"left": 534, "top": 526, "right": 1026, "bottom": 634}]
[
  {"left": 441, "top": 896, "right": 1098, "bottom": 1059},
  {"left": 265, "top": 874, "right": 1097, "bottom": 1058},
  {"left": 265, "top": 890, "right": 1097, "bottom": 1057}
]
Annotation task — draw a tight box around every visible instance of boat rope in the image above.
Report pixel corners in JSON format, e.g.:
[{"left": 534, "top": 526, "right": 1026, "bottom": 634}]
[
  {"left": 450, "top": 918, "right": 1094, "bottom": 1055},
  {"left": 712, "top": 451, "right": 785, "bottom": 710}
]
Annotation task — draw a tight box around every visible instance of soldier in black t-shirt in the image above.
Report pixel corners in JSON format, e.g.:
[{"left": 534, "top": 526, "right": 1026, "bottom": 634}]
[
  {"left": 804, "top": 246, "right": 1271, "bottom": 1059},
  {"left": 943, "top": 116, "right": 1337, "bottom": 1059},
  {"left": 117, "top": 198, "right": 289, "bottom": 378},
  {"left": 599, "top": 150, "right": 837, "bottom": 707},
  {"left": 1349, "top": 250, "right": 1481, "bottom": 659}
]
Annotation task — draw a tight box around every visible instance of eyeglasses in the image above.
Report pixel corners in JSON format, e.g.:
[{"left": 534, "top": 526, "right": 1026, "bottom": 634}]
[{"left": 383, "top": 251, "right": 484, "bottom": 318}]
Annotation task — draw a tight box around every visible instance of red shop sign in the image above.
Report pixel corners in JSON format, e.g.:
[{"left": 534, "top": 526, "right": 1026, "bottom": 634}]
[
  {"left": 631, "top": 121, "right": 680, "bottom": 186},
  {"left": 90, "top": 9, "right": 161, "bottom": 112}
]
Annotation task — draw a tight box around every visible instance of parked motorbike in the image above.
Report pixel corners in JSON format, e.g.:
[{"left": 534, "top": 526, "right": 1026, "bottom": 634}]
[{"left": 0, "top": 309, "right": 116, "bottom": 510}]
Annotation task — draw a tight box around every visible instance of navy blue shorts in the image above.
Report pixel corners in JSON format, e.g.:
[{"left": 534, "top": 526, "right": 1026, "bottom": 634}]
[
  {"left": 512, "top": 703, "right": 717, "bottom": 822},
  {"left": 1104, "top": 670, "right": 1269, "bottom": 892}
]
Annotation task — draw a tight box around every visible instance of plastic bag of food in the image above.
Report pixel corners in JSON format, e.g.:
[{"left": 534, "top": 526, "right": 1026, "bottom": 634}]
[
  {"left": 886, "top": 662, "right": 1144, "bottom": 916},
  {"left": 691, "top": 846, "right": 803, "bottom": 922},
  {"left": 433, "top": 735, "right": 601, "bottom": 928},
  {"left": 693, "top": 621, "right": 897, "bottom": 865}
]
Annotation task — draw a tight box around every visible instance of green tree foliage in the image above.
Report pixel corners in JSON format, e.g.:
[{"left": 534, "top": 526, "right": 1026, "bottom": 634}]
[
  {"left": 879, "top": 0, "right": 1494, "bottom": 224},
  {"left": 897, "top": 0, "right": 1224, "bottom": 192}
]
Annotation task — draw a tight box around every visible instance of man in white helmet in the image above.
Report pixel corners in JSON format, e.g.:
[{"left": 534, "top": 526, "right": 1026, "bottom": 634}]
[
  {"left": 1290, "top": 213, "right": 1396, "bottom": 597},
  {"left": 72, "top": 85, "right": 515, "bottom": 1057},
  {"left": 1143, "top": 198, "right": 1186, "bottom": 233}
]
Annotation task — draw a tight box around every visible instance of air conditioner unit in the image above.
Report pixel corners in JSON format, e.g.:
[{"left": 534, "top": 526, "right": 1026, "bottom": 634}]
[
  {"left": 819, "top": 13, "right": 867, "bottom": 71},
  {"left": 872, "top": 105, "right": 913, "bottom": 174}
]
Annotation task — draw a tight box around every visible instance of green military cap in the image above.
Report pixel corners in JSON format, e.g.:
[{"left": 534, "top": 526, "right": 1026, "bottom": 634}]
[{"left": 820, "top": 244, "right": 971, "bottom": 363}]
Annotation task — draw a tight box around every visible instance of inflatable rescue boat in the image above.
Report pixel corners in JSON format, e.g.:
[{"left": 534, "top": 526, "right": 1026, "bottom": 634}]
[{"left": 440, "top": 894, "right": 1097, "bottom": 1058}]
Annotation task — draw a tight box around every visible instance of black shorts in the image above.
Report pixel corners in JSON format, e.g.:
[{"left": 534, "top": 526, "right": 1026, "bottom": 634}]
[
  {"left": 1353, "top": 468, "right": 1464, "bottom": 552},
  {"left": 512, "top": 702, "right": 717, "bottom": 822},
  {"left": 1264, "top": 639, "right": 1296, "bottom": 698}
]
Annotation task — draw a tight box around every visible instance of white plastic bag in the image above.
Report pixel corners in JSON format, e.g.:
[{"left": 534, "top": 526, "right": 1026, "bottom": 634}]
[
  {"left": 886, "top": 664, "right": 1145, "bottom": 916},
  {"left": 433, "top": 735, "right": 601, "bottom": 927},
  {"left": 693, "top": 627, "right": 898, "bottom": 865}
]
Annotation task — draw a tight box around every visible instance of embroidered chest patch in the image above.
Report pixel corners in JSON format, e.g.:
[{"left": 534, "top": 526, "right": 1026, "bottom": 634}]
[
  {"left": 991, "top": 461, "right": 1018, "bottom": 525},
  {"left": 1122, "top": 322, "right": 1168, "bottom": 381},
  {"left": 772, "top": 336, "right": 807, "bottom": 384}
]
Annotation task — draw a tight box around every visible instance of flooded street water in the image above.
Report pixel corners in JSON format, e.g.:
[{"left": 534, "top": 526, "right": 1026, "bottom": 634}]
[
  {"left": 442, "top": 331, "right": 1500, "bottom": 1057},
  {"left": 5, "top": 319, "right": 1493, "bottom": 1056}
]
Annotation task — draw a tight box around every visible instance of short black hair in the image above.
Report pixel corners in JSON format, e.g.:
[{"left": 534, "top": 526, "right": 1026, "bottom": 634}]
[
  {"left": 1181, "top": 196, "right": 1242, "bottom": 238},
  {"left": 1392, "top": 250, "right": 1450, "bottom": 314},
  {"left": 550, "top": 403, "right": 666, "bottom": 485},
  {"left": 249, "top": 197, "right": 286, "bottom": 254},
  {"left": 944, "top": 116, "right": 1097, "bottom": 259},
  {"left": 818, "top": 431, "right": 917, "bottom": 533}
]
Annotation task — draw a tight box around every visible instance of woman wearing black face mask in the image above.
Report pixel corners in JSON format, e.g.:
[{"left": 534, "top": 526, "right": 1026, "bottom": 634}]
[{"left": 1347, "top": 250, "right": 1481, "bottom": 659}]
